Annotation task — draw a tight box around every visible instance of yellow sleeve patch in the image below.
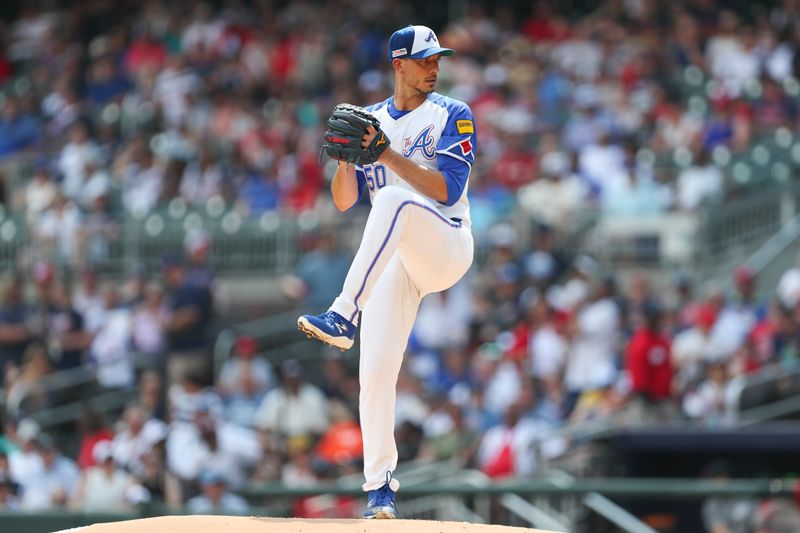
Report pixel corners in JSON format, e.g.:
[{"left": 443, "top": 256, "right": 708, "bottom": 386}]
[{"left": 456, "top": 120, "right": 474, "bottom": 134}]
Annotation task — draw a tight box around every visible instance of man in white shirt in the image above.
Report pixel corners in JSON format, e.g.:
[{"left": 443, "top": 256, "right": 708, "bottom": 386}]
[
  {"left": 676, "top": 150, "right": 723, "bottom": 211},
  {"left": 186, "top": 469, "right": 249, "bottom": 515},
  {"left": 777, "top": 255, "right": 800, "bottom": 309},
  {"left": 19, "top": 434, "right": 79, "bottom": 510},
  {"left": 518, "top": 151, "right": 587, "bottom": 232},
  {"left": 254, "top": 359, "right": 329, "bottom": 437},
  {"left": 25, "top": 163, "right": 57, "bottom": 222},
  {"left": 111, "top": 403, "right": 168, "bottom": 476},
  {"left": 527, "top": 298, "right": 567, "bottom": 381},
  {"left": 476, "top": 402, "right": 541, "bottom": 478},
  {"left": 564, "top": 279, "right": 621, "bottom": 397},
  {"left": 58, "top": 121, "right": 102, "bottom": 202},
  {"left": 672, "top": 305, "right": 719, "bottom": 395}
]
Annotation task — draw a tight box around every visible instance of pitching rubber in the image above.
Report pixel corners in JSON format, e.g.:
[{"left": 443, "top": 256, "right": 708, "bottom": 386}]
[{"left": 53, "top": 515, "right": 563, "bottom": 533}]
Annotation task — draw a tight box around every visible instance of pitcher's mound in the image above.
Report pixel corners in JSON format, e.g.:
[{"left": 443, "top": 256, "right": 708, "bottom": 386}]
[{"left": 60, "top": 514, "right": 560, "bottom": 533}]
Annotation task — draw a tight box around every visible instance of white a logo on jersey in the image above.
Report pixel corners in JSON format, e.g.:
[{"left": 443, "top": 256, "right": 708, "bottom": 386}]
[{"left": 403, "top": 125, "right": 436, "bottom": 160}]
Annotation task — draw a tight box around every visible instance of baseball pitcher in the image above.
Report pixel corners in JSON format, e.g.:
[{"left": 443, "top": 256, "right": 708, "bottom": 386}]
[{"left": 298, "top": 24, "right": 476, "bottom": 519}]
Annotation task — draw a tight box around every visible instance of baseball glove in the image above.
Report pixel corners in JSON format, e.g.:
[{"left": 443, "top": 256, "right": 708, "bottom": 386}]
[{"left": 322, "top": 103, "right": 390, "bottom": 165}]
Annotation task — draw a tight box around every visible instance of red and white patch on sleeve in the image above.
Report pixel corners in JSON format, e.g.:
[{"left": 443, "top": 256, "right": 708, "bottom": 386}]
[{"left": 459, "top": 138, "right": 473, "bottom": 156}]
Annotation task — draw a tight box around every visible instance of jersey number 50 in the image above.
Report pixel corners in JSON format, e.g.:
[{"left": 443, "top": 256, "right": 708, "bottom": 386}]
[{"left": 364, "top": 164, "right": 387, "bottom": 191}]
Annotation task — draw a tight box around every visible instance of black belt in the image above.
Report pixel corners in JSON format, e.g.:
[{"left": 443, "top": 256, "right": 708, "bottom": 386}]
[{"left": 451, "top": 218, "right": 462, "bottom": 223}]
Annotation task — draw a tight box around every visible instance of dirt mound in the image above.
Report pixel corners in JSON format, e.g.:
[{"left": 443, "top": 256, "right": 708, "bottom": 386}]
[{"left": 56, "top": 515, "right": 559, "bottom": 533}]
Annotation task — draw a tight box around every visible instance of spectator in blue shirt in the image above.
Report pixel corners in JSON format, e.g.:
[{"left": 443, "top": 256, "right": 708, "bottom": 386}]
[
  {"left": 0, "top": 97, "right": 39, "bottom": 157},
  {"left": 0, "top": 279, "right": 33, "bottom": 368},
  {"left": 85, "top": 56, "right": 132, "bottom": 106},
  {"left": 162, "top": 258, "right": 213, "bottom": 386},
  {"left": 282, "top": 229, "right": 350, "bottom": 310},
  {"left": 237, "top": 170, "right": 281, "bottom": 216}
]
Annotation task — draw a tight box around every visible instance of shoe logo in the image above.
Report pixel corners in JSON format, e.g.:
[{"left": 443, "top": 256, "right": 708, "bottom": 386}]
[{"left": 334, "top": 323, "right": 348, "bottom": 334}]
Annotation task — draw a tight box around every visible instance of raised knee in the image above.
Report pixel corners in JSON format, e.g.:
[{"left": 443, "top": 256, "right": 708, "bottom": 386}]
[{"left": 372, "top": 186, "right": 411, "bottom": 211}]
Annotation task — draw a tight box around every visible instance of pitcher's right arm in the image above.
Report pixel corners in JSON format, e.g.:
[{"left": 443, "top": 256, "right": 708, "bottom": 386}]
[{"left": 331, "top": 161, "right": 364, "bottom": 212}]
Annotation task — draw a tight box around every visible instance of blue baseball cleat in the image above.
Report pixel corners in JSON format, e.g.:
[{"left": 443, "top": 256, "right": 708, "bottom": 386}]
[
  {"left": 297, "top": 311, "right": 356, "bottom": 351},
  {"left": 363, "top": 482, "right": 397, "bottom": 519}
]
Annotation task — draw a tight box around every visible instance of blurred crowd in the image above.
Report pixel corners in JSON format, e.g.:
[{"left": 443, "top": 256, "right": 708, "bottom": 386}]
[
  {"left": 6, "top": 226, "right": 800, "bottom": 519},
  {"left": 1, "top": 0, "right": 800, "bottom": 526}
]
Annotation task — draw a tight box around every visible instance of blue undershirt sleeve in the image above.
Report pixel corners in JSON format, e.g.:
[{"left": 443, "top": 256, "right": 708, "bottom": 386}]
[{"left": 439, "top": 156, "right": 471, "bottom": 207}]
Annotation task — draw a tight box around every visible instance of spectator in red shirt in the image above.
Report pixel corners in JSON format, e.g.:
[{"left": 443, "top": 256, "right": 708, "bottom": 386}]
[
  {"left": 123, "top": 29, "right": 167, "bottom": 78},
  {"left": 522, "top": 1, "right": 569, "bottom": 43},
  {"left": 626, "top": 303, "right": 673, "bottom": 403},
  {"left": 490, "top": 133, "right": 538, "bottom": 191},
  {"left": 76, "top": 408, "right": 113, "bottom": 470}
]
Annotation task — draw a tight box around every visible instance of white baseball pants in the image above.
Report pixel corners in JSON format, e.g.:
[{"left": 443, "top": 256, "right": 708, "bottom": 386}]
[{"left": 329, "top": 186, "right": 473, "bottom": 492}]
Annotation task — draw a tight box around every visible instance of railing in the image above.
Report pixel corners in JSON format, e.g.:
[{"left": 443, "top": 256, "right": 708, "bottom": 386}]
[
  {"left": 501, "top": 493, "right": 571, "bottom": 532},
  {"left": 31, "top": 387, "right": 139, "bottom": 429},
  {"left": 5, "top": 185, "right": 791, "bottom": 282},
  {"left": 239, "top": 474, "right": 798, "bottom": 532},
  {"left": 694, "top": 181, "right": 800, "bottom": 278},
  {"left": 454, "top": 468, "right": 572, "bottom": 532},
  {"left": 119, "top": 206, "right": 301, "bottom": 274},
  {"left": 4, "top": 353, "right": 156, "bottom": 429},
  {"left": 582, "top": 493, "right": 658, "bottom": 533},
  {"left": 737, "top": 395, "right": 800, "bottom": 426},
  {"left": 239, "top": 477, "right": 798, "bottom": 499},
  {"left": 0, "top": 198, "right": 509, "bottom": 276},
  {"left": 729, "top": 359, "right": 800, "bottom": 424},
  {"left": 583, "top": 181, "right": 800, "bottom": 277},
  {"left": 552, "top": 470, "right": 657, "bottom": 533},
  {"left": 211, "top": 307, "right": 331, "bottom": 378},
  {"left": 0, "top": 476, "right": 796, "bottom": 533},
  {"left": 0, "top": 206, "right": 303, "bottom": 275},
  {"left": 586, "top": 212, "right": 697, "bottom": 267},
  {"left": 3, "top": 363, "right": 98, "bottom": 418},
  {"left": 5, "top": 171, "right": 796, "bottom": 279},
  {"left": 719, "top": 209, "right": 800, "bottom": 300}
]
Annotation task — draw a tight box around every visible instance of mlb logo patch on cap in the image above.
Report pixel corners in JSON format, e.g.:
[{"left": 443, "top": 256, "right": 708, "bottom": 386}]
[{"left": 388, "top": 25, "right": 455, "bottom": 62}]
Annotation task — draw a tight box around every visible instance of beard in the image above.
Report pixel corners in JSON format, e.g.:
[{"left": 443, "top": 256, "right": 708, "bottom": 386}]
[{"left": 416, "top": 82, "right": 435, "bottom": 95}]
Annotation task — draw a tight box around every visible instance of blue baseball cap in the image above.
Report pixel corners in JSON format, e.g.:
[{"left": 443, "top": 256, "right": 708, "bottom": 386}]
[{"left": 388, "top": 25, "right": 455, "bottom": 62}]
